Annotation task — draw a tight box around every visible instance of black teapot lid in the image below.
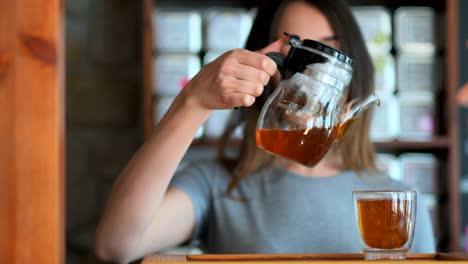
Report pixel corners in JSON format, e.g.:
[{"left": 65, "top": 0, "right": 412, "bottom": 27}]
[{"left": 286, "top": 32, "right": 353, "bottom": 66}]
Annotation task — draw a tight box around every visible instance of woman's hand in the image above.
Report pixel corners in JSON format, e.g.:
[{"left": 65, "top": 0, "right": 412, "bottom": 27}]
[{"left": 180, "top": 39, "right": 285, "bottom": 110}]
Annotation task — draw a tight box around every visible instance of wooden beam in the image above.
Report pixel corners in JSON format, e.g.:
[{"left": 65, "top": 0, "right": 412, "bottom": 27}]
[{"left": 0, "top": 0, "right": 65, "bottom": 263}]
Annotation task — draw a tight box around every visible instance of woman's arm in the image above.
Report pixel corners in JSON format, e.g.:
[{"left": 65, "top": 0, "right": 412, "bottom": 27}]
[
  {"left": 94, "top": 92, "right": 210, "bottom": 263},
  {"left": 94, "top": 47, "right": 279, "bottom": 263}
]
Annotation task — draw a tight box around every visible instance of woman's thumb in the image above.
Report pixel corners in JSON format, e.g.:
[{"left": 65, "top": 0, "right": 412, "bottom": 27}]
[{"left": 255, "top": 36, "right": 287, "bottom": 54}]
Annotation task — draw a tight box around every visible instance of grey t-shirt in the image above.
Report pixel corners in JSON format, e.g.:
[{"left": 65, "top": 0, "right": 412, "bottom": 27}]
[{"left": 169, "top": 160, "right": 436, "bottom": 253}]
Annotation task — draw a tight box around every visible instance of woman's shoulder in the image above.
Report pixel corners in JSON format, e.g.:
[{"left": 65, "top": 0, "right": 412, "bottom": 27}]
[
  {"left": 179, "top": 158, "right": 227, "bottom": 172},
  {"left": 169, "top": 159, "right": 233, "bottom": 197},
  {"left": 175, "top": 158, "right": 232, "bottom": 183}
]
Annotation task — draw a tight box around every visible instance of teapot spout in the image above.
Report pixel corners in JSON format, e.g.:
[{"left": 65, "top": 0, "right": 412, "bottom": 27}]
[{"left": 337, "top": 93, "right": 380, "bottom": 138}]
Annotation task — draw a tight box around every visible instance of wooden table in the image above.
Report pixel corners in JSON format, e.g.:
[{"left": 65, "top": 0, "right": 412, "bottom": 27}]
[{"left": 142, "top": 253, "right": 468, "bottom": 263}]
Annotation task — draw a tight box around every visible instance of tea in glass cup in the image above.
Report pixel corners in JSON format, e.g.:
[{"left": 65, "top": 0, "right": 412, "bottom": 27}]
[{"left": 353, "top": 190, "right": 416, "bottom": 260}]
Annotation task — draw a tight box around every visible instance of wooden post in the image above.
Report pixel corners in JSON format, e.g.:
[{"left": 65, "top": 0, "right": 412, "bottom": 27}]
[
  {"left": 447, "top": 0, "right": 460, "bottom": 252},
  {"left": 143, "top": 0, "right": 154, "bottom": 139},
  {"left": 0, "top": 0, "right": 65, "bottom": 263}
]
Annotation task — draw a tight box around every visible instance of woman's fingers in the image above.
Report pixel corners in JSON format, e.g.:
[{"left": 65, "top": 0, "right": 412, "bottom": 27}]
[
  {"left": 221, "top": 61, "right": 270, "bottom": 85},
  {"left": 226, "top": 77, "right": 264, "bottom": 96},
  {"left": 217, "top": 77, "right": 264, "bottom": 107},
  {"left": 220, "top": 92, "right": 256, "bottom": 107},
  {"left": 226, "top": 49, "right": 277, "bottom": 77}
]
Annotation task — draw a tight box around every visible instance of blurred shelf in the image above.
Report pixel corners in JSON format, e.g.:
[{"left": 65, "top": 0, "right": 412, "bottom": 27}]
[
  {"left": 348, "top": 0, "right": 444, "bottom": 9},
  {"left": 153, "top": 0, "right": 256, "bottom": 9},
  {"left": 374, "top": 136, "right": 450, "bottom": 150}
]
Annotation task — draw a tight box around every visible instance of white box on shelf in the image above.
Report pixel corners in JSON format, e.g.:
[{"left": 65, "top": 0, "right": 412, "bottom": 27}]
[
  {"left": 352, "top": 6, "right": 392, "bottom": 54},
  {"left": 398, "top": 91, "right": 435, "bottom": 141},
  {"left": 153, "top": 10, "right": 202, "bottom": 53},
  {"left": 397, "top": 53, "right": 438, "bottom": 93},
  {"left": 372, "top": 53, "right": 396, "bottom": 97},
  {"left": 154, "top": 54, "right": 201, "bottom": 97},
  {"left": 153, "top": 97, "right": 203, "bottom": 138},
  {"left": 203, "top": 50, "right": 229, "bottom": 65},
  {"left": 370, "top": 95, "right": 399, "bottom": 142},
  {"left": 394, "top": 7, "right": 437, "bottom": 53},
  {"left": 400, "top": 153, "right": 439, "bottom": 194},
  {"left": 204, "top": 9, "right": 254, "bottom": 50},
  {"left": 376, "top": 153, "right": 402, "bottom": 181}
]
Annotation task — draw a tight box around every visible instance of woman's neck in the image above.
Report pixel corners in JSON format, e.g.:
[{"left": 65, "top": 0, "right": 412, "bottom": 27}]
[{"left": 275, "top": 149, "right": 344, "bottom": 177}]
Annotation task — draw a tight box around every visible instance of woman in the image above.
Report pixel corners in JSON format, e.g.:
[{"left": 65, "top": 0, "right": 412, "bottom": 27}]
[{"left": 95, "top": 0, "right": 436, "bottom": 263}]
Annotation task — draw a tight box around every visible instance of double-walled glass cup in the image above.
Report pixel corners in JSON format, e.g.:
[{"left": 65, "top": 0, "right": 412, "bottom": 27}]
[{"left": 353, "top": 190, "right": 417, "bottom": 261}]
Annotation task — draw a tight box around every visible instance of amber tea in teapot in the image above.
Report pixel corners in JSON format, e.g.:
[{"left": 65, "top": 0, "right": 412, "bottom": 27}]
[
  {"left": 256, "top": 120, "right": 355, "bottom": 167},
  {"left": 256, "top": 33, "right": 379, "bottom": 167}
]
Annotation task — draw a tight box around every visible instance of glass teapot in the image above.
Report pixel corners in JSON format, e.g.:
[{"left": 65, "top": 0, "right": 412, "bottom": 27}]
[{"left": 256, "top": 33, "right": 380, "bottom": 167}]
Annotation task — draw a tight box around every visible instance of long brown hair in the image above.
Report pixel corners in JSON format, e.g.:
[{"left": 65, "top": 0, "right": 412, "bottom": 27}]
[{"left": 217, "top": 0, "right": 377, "bottom": 193}]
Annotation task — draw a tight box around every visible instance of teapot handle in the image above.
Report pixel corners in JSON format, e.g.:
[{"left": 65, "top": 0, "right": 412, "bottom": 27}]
[{"left": 266, "top": 52, "right": 285, "bottom": 80}]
